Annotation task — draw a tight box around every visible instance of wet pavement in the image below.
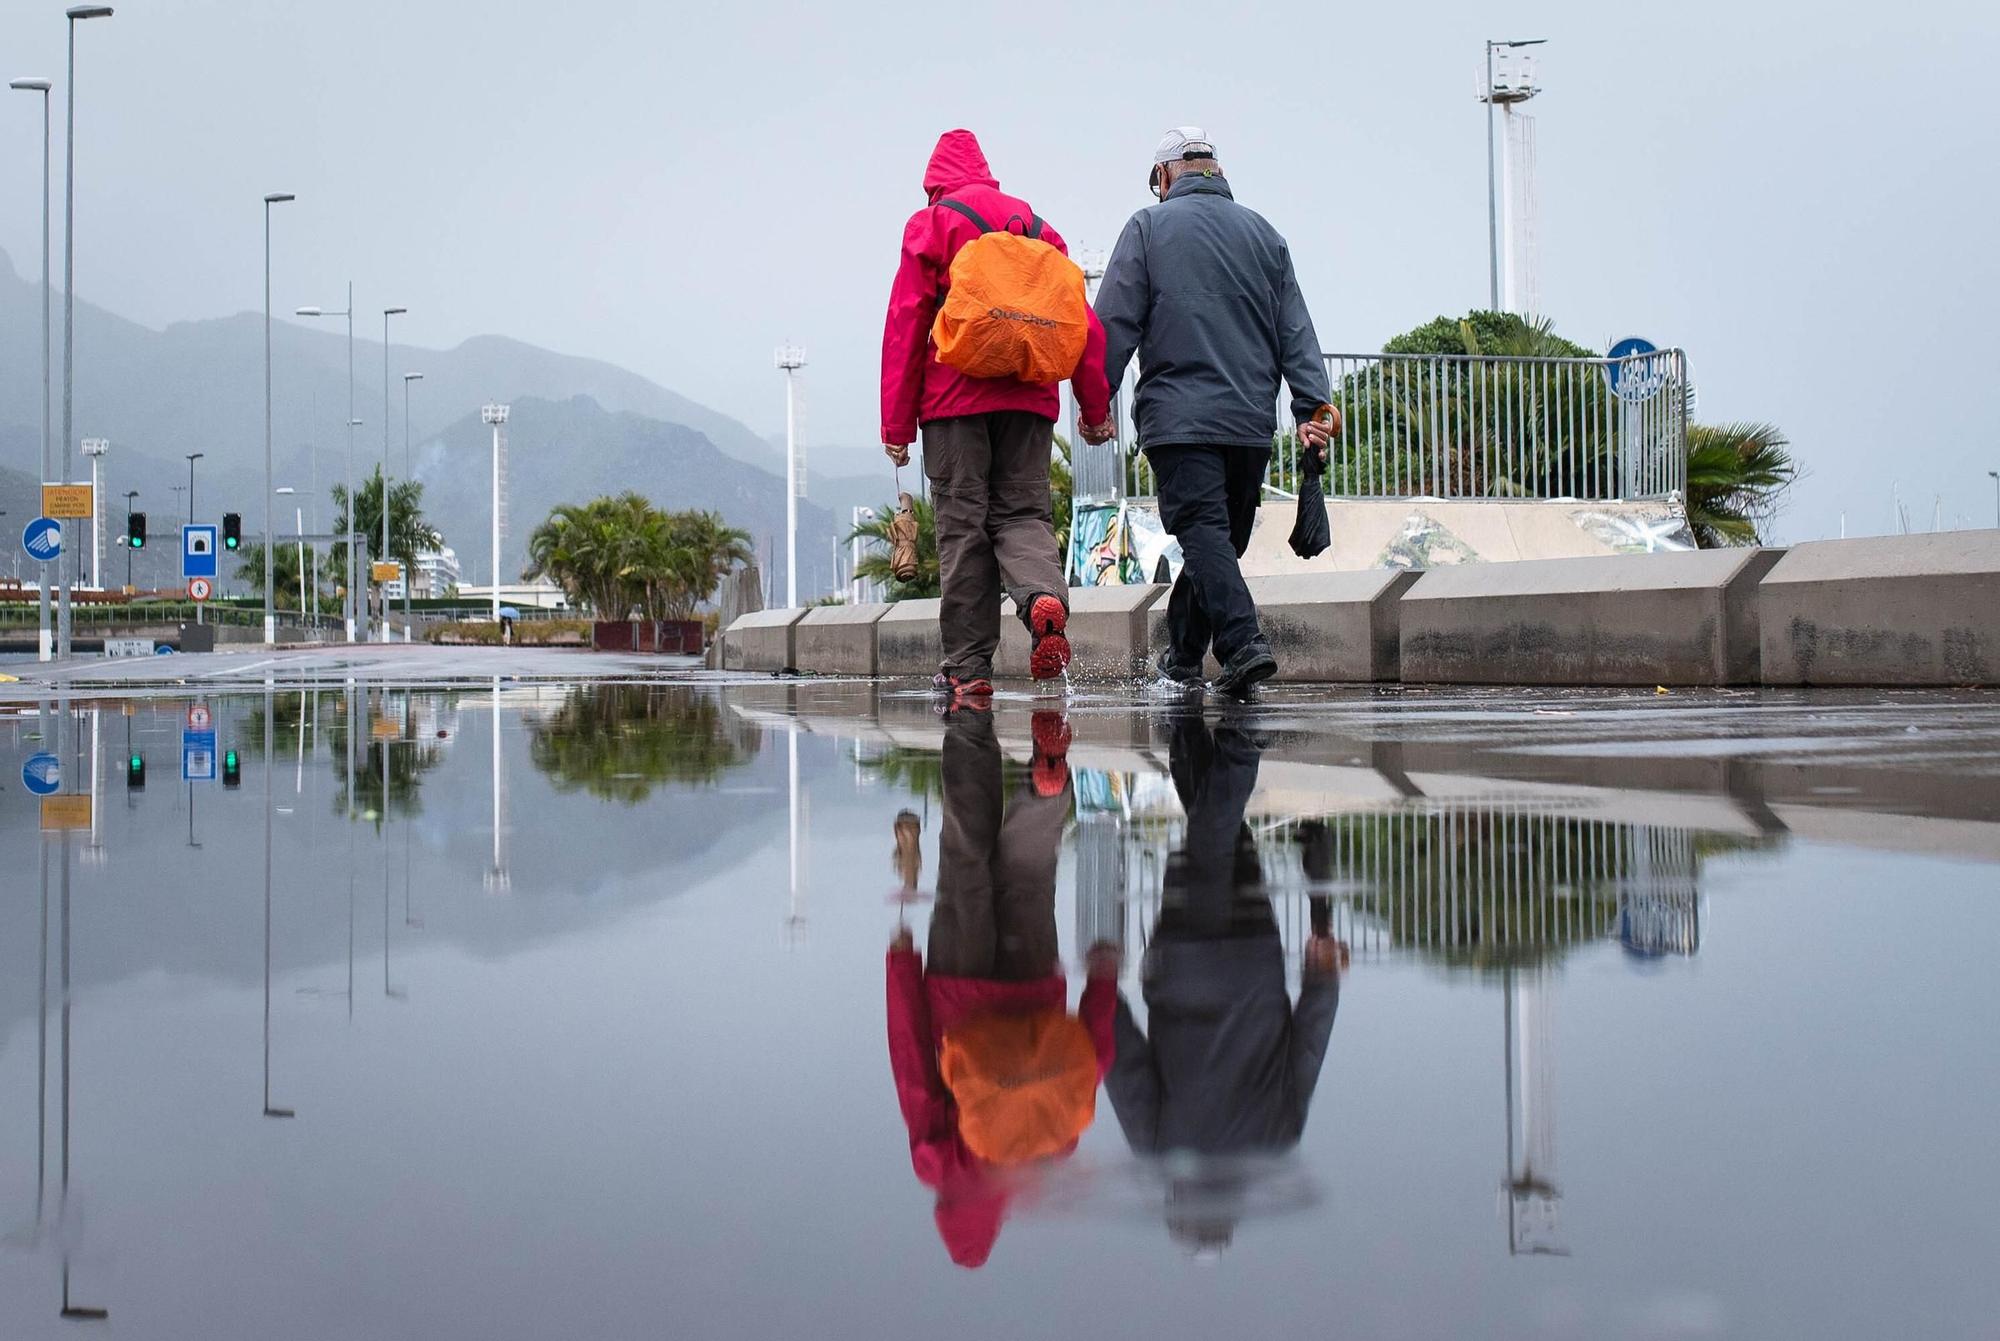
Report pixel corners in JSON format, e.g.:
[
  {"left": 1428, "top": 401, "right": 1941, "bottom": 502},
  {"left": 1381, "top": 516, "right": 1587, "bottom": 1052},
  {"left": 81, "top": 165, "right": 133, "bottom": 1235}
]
[{"left": 2, "top": 675, "right": 1997, "bottom": 1338}]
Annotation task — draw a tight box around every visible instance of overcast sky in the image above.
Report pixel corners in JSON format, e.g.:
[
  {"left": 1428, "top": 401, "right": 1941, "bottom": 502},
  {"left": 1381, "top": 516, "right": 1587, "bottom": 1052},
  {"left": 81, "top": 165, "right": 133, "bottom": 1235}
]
[{"left": 2, "top": 0, "right": 1996, "bottom": 540}]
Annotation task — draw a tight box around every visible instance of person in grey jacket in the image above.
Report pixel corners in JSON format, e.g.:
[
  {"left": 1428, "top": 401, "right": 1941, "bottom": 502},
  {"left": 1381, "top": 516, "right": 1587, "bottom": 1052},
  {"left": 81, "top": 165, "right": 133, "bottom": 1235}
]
[
  {"left": 1106, "top": 717, "right": 1347, "bottom": 1256},
  {"left": 1090, "top": 127, "right": 1338, "bottom": 695}
]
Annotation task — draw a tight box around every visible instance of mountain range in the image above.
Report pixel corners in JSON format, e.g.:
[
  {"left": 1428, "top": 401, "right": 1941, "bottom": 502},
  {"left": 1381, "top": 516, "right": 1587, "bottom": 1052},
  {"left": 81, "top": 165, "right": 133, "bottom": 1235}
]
[{"left": 0, "top": 247, "right": 891, "bottom": 598}]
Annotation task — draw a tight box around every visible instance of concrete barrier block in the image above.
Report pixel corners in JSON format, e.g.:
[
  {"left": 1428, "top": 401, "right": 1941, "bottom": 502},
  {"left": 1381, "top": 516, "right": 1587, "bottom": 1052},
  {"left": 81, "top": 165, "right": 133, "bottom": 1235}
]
[
  {"left": 1759, "top": 532, "right": 2000, "bottom": 685},
  {"left": 876, "top": 599, "right": 943, "bottom": 676},
  {"left": 996, "top": 585, "right": 1168, "bottom": 681},
  {"left": 1400, "top": 548, "right": 1783, "bottom": 686},
  {"left": 721, "top": 608, "right": 805, "bottom": 672},
  {"left": 1145, "top": 570, "right": 1419, "bottom": 682},
  {"left": 793, "top": 603, "right": 891, "bottom": 676}
]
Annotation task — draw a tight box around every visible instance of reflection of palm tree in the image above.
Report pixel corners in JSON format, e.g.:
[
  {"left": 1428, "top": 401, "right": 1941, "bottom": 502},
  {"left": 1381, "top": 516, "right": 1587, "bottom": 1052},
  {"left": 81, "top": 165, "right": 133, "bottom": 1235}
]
[
  {"left": 858, "top": 746, "right": 946, "bottom": 802},
  {"left": 526, "top": 686, "right": 757, "bottom": 804},
  {"left": 1313, "top": 808, "right": 1773, "bottom": 972},
  {"left": 316, "top": 690, "right": 450, "bottom": 825}
]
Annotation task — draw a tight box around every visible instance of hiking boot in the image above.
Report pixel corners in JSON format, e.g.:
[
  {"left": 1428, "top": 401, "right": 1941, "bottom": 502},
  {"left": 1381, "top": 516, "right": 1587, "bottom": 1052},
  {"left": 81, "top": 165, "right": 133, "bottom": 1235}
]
[
  {"left": 1025, "top": 594, "right": 1072, "bottom": 681},
  {"left": 1154, "top": 653, "right": 1205, "bottom": 692},
  {"left": 1030, "top": 710, "right": 1072, "bottom": 798},
  {"left": 932, "top": 671, "right": 993, "bottom": 714},
  {"left": 1213, "top": 641, "right": 1278, "bottom": 700},
  {"left": 892, "top": 809, "right": 922, "bottom": 893},
  {"left": 888, "top": 492, "right": 921, "bottom": 584}
]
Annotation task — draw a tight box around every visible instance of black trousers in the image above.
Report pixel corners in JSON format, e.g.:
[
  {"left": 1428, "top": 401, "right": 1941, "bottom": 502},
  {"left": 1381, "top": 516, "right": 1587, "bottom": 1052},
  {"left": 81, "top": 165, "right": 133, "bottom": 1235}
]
[{"left": 1147, "top": 443, "right": 1273, "bottom": 668}]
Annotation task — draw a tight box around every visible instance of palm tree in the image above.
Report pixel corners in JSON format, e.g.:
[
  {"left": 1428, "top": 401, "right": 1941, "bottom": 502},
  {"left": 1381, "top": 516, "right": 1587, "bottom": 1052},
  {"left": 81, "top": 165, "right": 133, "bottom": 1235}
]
[
  {"left": 849, "top": 494, "right": 939, "bottom": 600},
  {"left": 1683, "top": 422, "right": 1797, "bottom": 547},
  {"left": 234, "top": 541, "right": 324, "bottom": 611},
  {"left": 524, "top": 496, "right": 752, "bottom": 617},
  {"left": 329, "top": 466, "right": 440, "bottom": 583}
]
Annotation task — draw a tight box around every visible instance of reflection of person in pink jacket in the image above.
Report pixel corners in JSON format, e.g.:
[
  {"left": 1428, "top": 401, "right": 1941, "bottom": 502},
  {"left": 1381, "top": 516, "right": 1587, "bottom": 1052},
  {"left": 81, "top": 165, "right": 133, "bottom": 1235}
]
[
  {"left": 879, "top": 130, "right": 1113, "bottom": 697},
  {"left": 885, "top": 711, "right": 1117, "bottom": 1268}
]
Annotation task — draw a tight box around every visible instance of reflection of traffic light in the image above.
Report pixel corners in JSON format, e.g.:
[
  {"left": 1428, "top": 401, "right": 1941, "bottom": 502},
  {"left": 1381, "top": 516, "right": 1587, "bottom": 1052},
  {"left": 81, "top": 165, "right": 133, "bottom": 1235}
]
[
  {"left": 223, "top": 513, "right": 242, "bottom": 551},
  {"left": 223, "top": 749, "right": 240, "bottom": 788},
  {"left": 127, "top": 754, "right": 145, "bottom": 789},
  {"left": 128, "top": 512, "right": 147, "bottom": 549}
]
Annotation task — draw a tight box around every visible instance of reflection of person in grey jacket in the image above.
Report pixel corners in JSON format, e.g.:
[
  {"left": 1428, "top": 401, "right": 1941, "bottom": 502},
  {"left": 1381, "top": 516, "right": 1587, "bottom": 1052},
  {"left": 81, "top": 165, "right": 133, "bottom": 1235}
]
[{"left": 1107, "top": 718, "right": 1347, "bottom": 1256}]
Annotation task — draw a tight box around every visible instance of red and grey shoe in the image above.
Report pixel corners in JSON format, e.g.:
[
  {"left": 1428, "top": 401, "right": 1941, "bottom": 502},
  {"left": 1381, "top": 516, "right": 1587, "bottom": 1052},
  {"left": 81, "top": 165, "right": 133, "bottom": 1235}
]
[
  {"left": 1026, "top": 594, "right": 1072, "bottom": 681},
  {"left": 931, "top": 671, "right": 993, "bottom": 714},
  {"left": 1029, "top": 709, "right": 1072, "bottom": 798}
]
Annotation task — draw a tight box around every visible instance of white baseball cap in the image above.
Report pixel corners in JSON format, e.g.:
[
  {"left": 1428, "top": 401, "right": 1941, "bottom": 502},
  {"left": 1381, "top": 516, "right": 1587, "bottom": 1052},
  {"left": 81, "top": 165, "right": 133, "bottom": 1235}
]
[{"left": 1153, "top": 125, "right": 1217, "bottom": 164}]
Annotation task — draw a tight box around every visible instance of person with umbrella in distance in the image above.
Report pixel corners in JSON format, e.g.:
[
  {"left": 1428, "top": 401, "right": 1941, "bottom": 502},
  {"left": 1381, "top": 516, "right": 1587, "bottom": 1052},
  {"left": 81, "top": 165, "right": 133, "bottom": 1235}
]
[{"left": 1088, "top": 127, "right": 1341, "bottom": 698}]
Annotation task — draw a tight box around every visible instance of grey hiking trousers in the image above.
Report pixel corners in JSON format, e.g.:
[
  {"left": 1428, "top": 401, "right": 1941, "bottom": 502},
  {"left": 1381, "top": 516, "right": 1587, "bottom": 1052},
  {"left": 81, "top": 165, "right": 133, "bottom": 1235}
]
[{"left": 922, "top": 410, "right": 1067, "bottom": 680}]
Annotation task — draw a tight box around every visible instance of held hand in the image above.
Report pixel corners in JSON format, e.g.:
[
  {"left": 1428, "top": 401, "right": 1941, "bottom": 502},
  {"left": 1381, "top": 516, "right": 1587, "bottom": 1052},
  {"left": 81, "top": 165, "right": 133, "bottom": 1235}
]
[
  {"left": 1079, "top": 418, "right": 1117, "bottom": 446},
  {"left": 1086, "top": 941, "right": 1123, "bottom": 980},
  {"left": 1298, "top": 414, "right": 1338, "bottom": 453},
  {"left": 883, "top": 442, "right": 911, "bottom": 468},
  {"left": 890, "top": 926, "right": 915, "bottom": 954},
  {"left": 1304, "top": 934, "right": 1350, "bottom": 978}
]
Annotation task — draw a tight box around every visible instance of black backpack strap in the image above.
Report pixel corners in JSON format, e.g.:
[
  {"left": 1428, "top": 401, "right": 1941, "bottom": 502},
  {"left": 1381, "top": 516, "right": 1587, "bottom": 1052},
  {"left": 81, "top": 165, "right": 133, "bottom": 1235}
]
[{"left": 936, "top": 198, "right": 994, "bottom": 233}]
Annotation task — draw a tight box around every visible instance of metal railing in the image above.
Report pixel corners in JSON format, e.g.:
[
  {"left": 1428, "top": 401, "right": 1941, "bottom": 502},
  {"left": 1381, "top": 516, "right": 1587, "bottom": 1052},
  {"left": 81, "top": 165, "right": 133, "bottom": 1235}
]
[{"left": 1092, "top": 348, "right": 1689, "bottom": 505}]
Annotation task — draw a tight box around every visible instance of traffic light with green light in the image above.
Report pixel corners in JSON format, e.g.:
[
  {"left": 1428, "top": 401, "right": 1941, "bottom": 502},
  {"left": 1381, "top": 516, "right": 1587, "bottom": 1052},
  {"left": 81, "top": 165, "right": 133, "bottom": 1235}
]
[
  {"left": 222, "top": 749, "right": 240, "bottom": 788},
  {"left": 223, "top": 513, "right": 242, "bottom": 551},
  {"left": 126, "top": 754, "right": 145, "bottom": 789},
  {"left": 128, "top": 512, "right": 147, "bottom": 550}
]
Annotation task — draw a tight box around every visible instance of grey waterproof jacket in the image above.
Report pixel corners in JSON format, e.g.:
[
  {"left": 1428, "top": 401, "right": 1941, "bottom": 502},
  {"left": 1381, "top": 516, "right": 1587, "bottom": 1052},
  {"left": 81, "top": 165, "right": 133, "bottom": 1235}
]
[{"left": 1097, "top": 172, "right": 1332, "bottom": 448}]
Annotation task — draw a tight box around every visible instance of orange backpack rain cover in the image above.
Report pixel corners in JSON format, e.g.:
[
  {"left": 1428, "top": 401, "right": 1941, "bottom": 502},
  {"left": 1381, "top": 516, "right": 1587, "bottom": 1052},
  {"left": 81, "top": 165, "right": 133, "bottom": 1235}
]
[
  {"left": 939, "top": 1007, "right": 1098, "bottom": 1167},
  {"left": 930, "top": 205, "right": 1090, "bottom": 385}
]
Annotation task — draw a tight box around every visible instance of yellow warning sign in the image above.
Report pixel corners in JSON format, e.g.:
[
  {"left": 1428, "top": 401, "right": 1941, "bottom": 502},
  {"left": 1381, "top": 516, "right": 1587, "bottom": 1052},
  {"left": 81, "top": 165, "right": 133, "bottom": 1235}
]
[
  {"left": 41, "top": 483, "right": 94, "bottom": 519},
  {"left": 40, "top": 795, "right": 93, "bottom": 831},
  {"left": 371, "top": 561, "right": 401, "bottom": 584}
]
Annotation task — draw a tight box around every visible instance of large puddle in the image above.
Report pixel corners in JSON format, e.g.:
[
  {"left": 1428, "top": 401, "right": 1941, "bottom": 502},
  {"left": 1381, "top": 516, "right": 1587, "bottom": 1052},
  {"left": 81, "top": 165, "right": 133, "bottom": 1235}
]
[{"left": 2, "top": 682, "right": 1996, "bottom": 1338}]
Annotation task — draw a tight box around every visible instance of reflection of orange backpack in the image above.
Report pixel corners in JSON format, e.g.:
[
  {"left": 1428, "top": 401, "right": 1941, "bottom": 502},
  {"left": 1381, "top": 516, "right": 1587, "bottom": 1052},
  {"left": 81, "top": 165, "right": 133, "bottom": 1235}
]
[
  {"left": 930, "top": 200, "right": 1090, "bottom": 385},
  {"left": 939, "top": 1006, "right": 1098, "bottom": 1166}
]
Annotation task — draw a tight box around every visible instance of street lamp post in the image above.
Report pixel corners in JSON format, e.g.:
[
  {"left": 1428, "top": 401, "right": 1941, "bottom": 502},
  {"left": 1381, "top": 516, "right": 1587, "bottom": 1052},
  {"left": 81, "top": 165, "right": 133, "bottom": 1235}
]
[
  {"left": 263, "top": 193, "right": 296, "bottom": 646},
  {"left": 60, "top": 5, "right": 115, "bottom": 659},
  {"left": 402, "top": 372, "right": 423, "bottom": 624},
  {"left": 10, "top": 77, "right": 54, "bottom": 659},
  {"left": 380, "top": 308, "right": 406, "bottom": 642},
  {"left": 122, "top": 490, "right": 136, "bottom": 587},
  {"left": 81, "top": 438, "right": 107, "bottom": 590},
  {"left": 277, "top": 487, "right": 305, "bottom": 622},
  {"left": 1480, "top": 38, "right": 1546, "bottom": 314},
  {"left": 482, "top": 405, "right": 509, "bottom": 627},
  {"left": 297, "top": 287, "right": 358, "bottom": 641},
  {"left": 185, "top": 452, "right": 203, "bottom": 524}
]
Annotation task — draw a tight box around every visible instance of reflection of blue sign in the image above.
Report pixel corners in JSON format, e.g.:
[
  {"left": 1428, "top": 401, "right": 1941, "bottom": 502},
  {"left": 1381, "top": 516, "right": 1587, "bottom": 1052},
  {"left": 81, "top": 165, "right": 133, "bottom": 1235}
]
[
  {"left": 23, "top": 517, "right": 62, "bottom": 564},
  {"left": 23, "top": 752, "right": 62, "bottom": 796},
  {"left": 1606, "top": 336, "right": 1661, "bottom": 402},
  {"left": 182, "top": 730, "right": 217, "bottom": 783},
  {"left": 183, "top": 525, "right": 219, "bottom": 580}
]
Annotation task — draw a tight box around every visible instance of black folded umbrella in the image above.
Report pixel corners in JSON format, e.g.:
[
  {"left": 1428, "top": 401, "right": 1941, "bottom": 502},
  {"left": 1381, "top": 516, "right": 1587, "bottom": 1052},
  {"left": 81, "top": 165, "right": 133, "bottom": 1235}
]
[{"left": 1288, "top": 443, "right": 1332, "bottom": 560}]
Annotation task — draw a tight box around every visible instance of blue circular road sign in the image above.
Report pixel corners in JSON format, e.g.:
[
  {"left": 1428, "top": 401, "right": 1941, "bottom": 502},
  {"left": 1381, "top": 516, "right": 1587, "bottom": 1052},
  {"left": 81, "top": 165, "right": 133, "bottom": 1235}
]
[
  {"left": 22, "top": 752, "right": 62, "bottom": 796},
  {"left": 1606, "top": 336, "right": 1662, "bottom": 402},
  {"left": 22, "top": 517, "right": 62, "bottom": 564}
]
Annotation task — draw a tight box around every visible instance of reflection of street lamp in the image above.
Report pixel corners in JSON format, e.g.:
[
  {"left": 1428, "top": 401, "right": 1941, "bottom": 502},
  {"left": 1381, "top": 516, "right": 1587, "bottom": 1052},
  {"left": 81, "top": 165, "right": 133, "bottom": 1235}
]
[
  {"left": 264, "top": 693, "right": 296, "bottom": 1119},
  {"left": 54, "top": 694, "right": 110, "bottom": 1320}
]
